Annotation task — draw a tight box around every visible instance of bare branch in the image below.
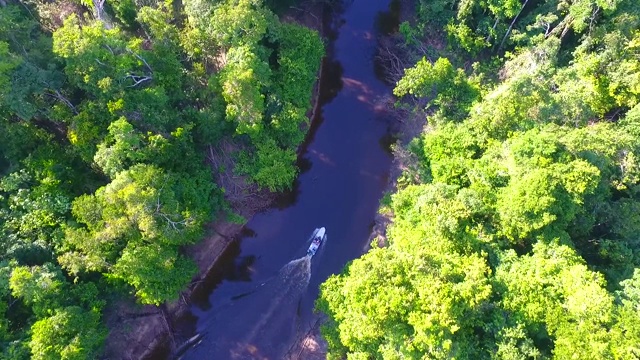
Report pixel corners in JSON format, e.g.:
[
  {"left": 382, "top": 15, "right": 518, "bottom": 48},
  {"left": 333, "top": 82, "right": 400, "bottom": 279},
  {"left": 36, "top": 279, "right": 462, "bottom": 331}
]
[
  {"left": 45, "top": 90, "right": 78, "bottom": 115},
  {"left": 498, "top": 0, "right": 531, "bottom": 52},
  {"left": 124, "top": 74, "right": 153, "bottom": 87},
  {"left": 104, "top": 44, "right": 116, "bottom": 55},
  {"left": 95, "top": 58, "right": 109, "bottom": 67},
  {"left": 93, "top": 0, "right": 106, "bottom": 20},
  {"left": 127, "top": 49, "right": 153, "bottom": 73},
  {"left": 588, "top": 7, "right": 600, "bottom": 36}
]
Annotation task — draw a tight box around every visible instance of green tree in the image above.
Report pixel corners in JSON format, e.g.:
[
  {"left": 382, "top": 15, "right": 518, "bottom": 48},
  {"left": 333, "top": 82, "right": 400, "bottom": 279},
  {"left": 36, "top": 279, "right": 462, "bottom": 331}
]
[
  {"left": 9, "top": 264, "right": 65, "bottom": 317},
  {"left": 318, "top": 246, "right": 492, "bottom": 359},
  {"left": 394, "top": 57, "right": 480, "bottom": 121},
  {"left": 218, "top": 45, "right": 270, "bottom": 137},
  {"left": 111, "top": 242, "right": 197, "bottom": 305},
  {"left": 496, "top": 242, "right": 620, "bottom": 359},
  {"left": 93, "top": 117, "right": 142, "bottom": 178},
  {"left": 29, "top": 306, "right": 106, "bottom": 360}
]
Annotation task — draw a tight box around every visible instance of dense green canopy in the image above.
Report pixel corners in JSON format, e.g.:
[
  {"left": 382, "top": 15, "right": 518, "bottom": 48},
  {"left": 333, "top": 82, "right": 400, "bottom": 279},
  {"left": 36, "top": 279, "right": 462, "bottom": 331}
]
[
  {"left": 319, "top": 0, "right": 640, "bottom": 358},
  {"left": 0, "top": 0, "right": 322, "bottom": 357}
]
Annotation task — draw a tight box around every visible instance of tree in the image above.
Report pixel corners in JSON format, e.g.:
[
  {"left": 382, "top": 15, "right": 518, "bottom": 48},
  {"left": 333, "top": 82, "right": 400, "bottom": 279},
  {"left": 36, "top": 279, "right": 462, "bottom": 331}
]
[
  {"left": 29, "top": 306, "right": 106, "bottom": 360},
  {"left": 0, "top": 0, "right": 323, "bottom": 355},
  {"left": 209, "top": 0, "right": 272, "bottom": 49},
  {"left": 218, "top": 45, "right": 270, "bottom": 137},
  {"left": 394, "top": 57, "right": 480, "bottom": 121},
  {"left": 318, "top": 246, "right": 492, "bottom": 360},
  {"left": 496, "top": 241, "right": 621, "bottom": 359},
  {"left": 111, "top": 242, "right": 197, "bottom": 305},
  {"left": 9, "top": 264, "right": 65, "bottom": 317},
  {"left": 59, "top": 164, "right": 207, "bottom": 271},
  {"left": 237, "top": 138, "right": 298, "bottom": 191},
  {"left": 320, "top": 2, "right": 640, "bottom": 358},
  {"left": 93, "top": 117, "right": 142, "bottom": 178},
  {"left": 59, "top": 164, "right": 210, "bottom": 304}
]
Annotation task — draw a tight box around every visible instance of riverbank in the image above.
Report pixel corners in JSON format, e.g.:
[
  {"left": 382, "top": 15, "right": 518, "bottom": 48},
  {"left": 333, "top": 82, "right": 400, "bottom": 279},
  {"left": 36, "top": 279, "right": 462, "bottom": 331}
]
[
  {"left": 276, "top": 1, "right": 424, "bottom": 356},
  {"left": 100, "top": 3, "right": 327, "bottom": 359}
]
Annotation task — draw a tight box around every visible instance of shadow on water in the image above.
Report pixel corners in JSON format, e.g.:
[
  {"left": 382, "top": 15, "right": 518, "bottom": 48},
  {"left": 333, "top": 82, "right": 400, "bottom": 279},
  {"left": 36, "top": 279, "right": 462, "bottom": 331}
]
[
  {"left": 379, "top": 132, "right": 397, "bottom": 155},
  {"left": 189, "top": 227, "right": 258, "bottom": 311},
  {"left": 374, "top": 0, "right": 401, "bottom": 35},
  {"left": 373, "top": 0, "right": 402, "bottom": 85}
]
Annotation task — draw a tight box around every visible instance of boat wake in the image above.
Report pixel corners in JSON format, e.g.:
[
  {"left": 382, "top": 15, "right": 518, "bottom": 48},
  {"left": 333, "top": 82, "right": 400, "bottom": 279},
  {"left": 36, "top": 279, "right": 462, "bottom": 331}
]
[
  {"left": 178, "top": 252, "right": 317, "bottom": 359},
  {"left": 229, "top": 256, "right": 312, "bottom": 359}
]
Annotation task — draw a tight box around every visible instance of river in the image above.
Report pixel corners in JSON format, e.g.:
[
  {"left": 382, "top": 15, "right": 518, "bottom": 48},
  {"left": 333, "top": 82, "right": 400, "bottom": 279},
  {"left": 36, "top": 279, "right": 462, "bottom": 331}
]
[{"left": 168, "top": 0, "right": 396, "bottom": 358}]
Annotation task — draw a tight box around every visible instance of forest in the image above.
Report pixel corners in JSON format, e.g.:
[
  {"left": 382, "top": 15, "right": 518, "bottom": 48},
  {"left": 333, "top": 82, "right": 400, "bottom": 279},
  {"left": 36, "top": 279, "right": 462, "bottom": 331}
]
[
  {"left": 0, "top": 0, "right": 322, "bottom": 358},
  {"left": 318, "top": 0, "right": 640, "bottom": 358}
]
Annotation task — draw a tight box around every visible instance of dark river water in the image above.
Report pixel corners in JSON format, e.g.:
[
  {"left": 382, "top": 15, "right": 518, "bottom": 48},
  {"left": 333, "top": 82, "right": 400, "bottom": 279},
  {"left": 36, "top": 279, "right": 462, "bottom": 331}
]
[{"left": 168, "top": 0, "right": 396, "bottom": 358}]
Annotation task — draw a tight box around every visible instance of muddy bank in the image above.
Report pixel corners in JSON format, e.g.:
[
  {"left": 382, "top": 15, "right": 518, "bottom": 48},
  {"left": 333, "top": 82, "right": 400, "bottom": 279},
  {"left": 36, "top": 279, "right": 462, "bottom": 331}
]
[{"left": 100, "top": 4, "right": 326, "bottom": 359}]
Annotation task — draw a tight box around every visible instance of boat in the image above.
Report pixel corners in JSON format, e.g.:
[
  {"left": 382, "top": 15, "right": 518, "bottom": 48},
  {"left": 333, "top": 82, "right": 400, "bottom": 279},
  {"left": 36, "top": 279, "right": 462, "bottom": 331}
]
[{"left": 307, "top": 227, "right": 326, "bottom": 257}]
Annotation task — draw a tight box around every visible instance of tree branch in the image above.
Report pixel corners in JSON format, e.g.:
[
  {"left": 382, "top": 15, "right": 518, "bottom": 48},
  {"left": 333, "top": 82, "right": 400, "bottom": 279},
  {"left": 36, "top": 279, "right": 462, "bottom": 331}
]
[
  {"left": 45, "top": 90, "right": 78, "bottom": 115},
  {"left": 498, "top": 0, "right": 531, "bottom": 52},
  {"left": 127, "top": 49, "right": 153, "bottom": 73},
  {"left": 124, "top": 74, "right": 153, "bottom": 87}
]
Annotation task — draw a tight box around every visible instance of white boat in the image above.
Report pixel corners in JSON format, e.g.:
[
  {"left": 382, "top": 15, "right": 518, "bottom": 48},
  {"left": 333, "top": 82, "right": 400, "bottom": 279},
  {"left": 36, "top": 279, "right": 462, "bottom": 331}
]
[{"left": 307, "top": 227, "right": 326, "bottom": 256}]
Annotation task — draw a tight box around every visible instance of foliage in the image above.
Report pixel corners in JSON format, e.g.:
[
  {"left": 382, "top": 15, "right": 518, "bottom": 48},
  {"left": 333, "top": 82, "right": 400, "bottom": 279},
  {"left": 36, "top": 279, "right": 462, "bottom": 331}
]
[
  {"left": 30, "top": 306, "right": 106, "bottom": 360},
  {"left": 394, "top": 57, "right": 480, "bottom": 121},
  {"left": 319, "top": 244, "right": 493, "bottom": 359},
  {"left": 0, "top": 0, "right": 322, "bottom": 356},
  {"left": 111, "top": 243, "right": 197, "bottom": 305},
  {"left": 318, "top": 0, "right": 640, "bottom": 358}
]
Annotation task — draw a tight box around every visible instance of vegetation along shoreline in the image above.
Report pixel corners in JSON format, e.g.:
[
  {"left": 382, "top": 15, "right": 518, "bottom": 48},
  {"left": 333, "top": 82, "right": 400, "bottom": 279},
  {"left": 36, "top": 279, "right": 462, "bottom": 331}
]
[
  {"left": 2, "top": 0, "right": 640, "bottom": 359},
  {"left": 0, "top": 0, "right": 325, "bottom": 358}
]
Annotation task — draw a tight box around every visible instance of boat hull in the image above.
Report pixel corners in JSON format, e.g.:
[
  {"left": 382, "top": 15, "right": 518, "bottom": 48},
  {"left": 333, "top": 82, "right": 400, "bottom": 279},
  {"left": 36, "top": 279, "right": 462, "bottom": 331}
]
[{"left": 307, "top": 227, "right": 326, "bottom": 256}]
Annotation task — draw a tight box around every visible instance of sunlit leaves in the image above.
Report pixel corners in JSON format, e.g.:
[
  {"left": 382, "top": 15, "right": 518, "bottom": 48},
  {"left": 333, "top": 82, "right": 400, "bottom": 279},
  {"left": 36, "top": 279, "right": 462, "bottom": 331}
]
[
  {"left": 219, "top": 45, "right": 270, "bottom": 136},
  {"left": 111, "top": 243, "right": 196, "bottom": 305},
  {"left": 394, "top": 57, "right": 480, "bottom": 121},
  {"left": 237, "top": 138, "right": 298, "bottom": 192},
  {"left": 53, "top": 15, "right": 135, "bottom": 96},
  {"left": 94, "top": 117, "right": 142, "bottom": 178},
  {"left": 272, "top": 23, "right": 324, "bottom": 109},
  {"left": 9, "top": 264, "right": 65, "bottom": 317},
  {"left": 60, "top": 164, "right": 209, "bottom": 303},
  {"left": 497, "top": 242, "right": 618, "bottom": 359},
  {"left": 1, "top": 0, "right": 322, "bottom": 355},
  {"left": 319, "top": 246, "right": 492, "bottom": 359},
  {"left": 210, "top": 0, "right": 272, "bottom": 49},
  {"left": 325, "top": 2, "right": 640, "bottom": 357},
  {"left": 30, "top": 306, "right": 106, "bottom": 360}
]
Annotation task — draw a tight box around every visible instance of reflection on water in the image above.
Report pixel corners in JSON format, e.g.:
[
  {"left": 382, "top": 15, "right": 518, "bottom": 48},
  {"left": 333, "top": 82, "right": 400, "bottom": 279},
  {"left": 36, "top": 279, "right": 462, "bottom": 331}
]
[
  {"left": 189, "top": 239, "right": 241, "bottom": 311},
  {"left": 226, "top": 255, "right": 258, "bottom": 282}
]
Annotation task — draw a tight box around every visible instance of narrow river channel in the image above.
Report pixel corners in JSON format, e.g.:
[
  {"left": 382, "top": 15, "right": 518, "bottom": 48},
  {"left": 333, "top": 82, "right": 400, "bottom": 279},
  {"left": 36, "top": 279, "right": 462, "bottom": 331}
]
[{"left": 170, "top": 0, "right": 396, "bottom": 358}]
